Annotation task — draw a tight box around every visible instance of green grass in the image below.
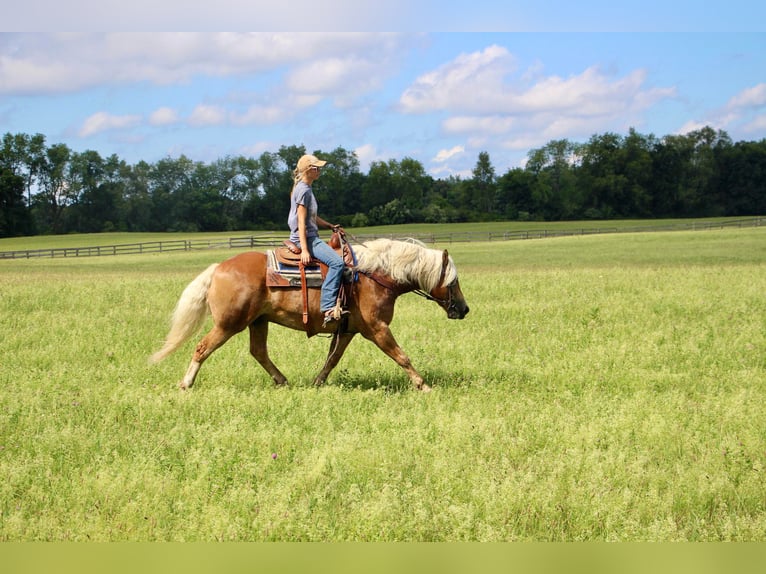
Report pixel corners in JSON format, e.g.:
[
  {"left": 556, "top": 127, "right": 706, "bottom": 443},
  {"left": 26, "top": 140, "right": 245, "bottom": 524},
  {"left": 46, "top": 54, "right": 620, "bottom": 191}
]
[{"left": 1, "top": 228, "right": 765, "bottom": 540}]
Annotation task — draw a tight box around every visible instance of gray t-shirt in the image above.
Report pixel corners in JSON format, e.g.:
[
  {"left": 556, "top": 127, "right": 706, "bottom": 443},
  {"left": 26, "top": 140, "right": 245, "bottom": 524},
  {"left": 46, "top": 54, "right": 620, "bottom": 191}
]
[{"left": 288, "top": 181, "right": 318, "bottom": 245}]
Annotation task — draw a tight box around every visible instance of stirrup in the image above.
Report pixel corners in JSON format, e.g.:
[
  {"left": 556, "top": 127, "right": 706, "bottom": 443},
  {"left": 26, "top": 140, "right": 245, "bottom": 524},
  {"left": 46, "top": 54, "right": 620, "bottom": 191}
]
[
  {"left": 322, "top": 311, "right": 337, "bottom": 328},
  {"left": 322, "top": 303, "right": 347, "bottom": 327}
]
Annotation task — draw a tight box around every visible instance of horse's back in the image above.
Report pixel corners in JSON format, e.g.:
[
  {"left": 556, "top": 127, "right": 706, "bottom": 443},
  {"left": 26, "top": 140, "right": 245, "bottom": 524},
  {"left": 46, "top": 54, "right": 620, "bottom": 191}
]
[
  {"left": 214, "top": 250, "right": 268, "bottom": 287},
  {"left": 218, "top": 249, "right": 263, "bottom": 266}
]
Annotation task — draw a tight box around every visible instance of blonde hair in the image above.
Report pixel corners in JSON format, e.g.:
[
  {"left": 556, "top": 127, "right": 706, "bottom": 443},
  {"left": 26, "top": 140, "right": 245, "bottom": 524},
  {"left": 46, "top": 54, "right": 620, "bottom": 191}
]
[
  {"left": 354, "top": 238, "right": 457, "bottom": 291},
  {"left": 291, "top": 165, "right": 307, "bottom": 188}
]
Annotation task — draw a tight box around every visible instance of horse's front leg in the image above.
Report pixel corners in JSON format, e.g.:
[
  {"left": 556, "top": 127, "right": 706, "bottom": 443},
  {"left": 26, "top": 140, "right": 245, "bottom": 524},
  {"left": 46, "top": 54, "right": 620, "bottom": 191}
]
[
  {"left": 314, "top": 331, "right": 355, "bottom": 387},
  {"left": 364, "top": 324, "right": 430, "bottom": 392}
]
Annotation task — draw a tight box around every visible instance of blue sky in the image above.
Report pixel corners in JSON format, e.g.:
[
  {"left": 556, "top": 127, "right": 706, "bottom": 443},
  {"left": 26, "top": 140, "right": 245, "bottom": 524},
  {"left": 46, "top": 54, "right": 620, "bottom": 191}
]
[{"left": 2, "top": 3, "right": 765, "bottom": 177}]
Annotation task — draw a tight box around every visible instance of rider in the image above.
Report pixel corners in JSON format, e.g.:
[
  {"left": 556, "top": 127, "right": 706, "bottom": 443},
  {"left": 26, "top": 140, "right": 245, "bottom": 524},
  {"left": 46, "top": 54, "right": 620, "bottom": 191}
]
[{"left": 288, "top": 154, "right": 345, "bottom": 326}]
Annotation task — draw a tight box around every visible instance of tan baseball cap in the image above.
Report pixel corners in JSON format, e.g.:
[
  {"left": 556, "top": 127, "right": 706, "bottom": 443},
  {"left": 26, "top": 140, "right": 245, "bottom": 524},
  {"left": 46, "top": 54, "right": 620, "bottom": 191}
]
[{"left": 297, "top": 154, "right": 327, "bottom": 172}]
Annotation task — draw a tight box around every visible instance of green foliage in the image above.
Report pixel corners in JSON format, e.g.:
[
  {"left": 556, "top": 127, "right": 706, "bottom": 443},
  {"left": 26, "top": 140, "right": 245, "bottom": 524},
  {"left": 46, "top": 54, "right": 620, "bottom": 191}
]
[
  {"left": 1, "top": 227, "right": 765, "bottom": 540},
  {"left": 3, "top": 128, "right": 766, "bottom": 238},
  {"left": 0, "top": 167, "right": 33, "bottom": 237}
]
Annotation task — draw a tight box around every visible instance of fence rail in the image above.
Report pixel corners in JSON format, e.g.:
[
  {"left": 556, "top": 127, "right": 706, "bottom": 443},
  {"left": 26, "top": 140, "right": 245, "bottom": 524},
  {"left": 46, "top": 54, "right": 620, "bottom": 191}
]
[
  {"left": 1, "top": 217, "right": 764, "bottom": 260},
  {"left": 0, "top": 235, "right": 284, "bottom": 260}
]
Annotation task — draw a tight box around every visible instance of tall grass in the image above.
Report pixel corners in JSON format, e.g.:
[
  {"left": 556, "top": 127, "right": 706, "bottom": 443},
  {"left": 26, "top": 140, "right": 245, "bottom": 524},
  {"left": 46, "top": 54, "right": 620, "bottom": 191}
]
[{"left": 0, "top": 228, "right": 764, "bottom": 540}]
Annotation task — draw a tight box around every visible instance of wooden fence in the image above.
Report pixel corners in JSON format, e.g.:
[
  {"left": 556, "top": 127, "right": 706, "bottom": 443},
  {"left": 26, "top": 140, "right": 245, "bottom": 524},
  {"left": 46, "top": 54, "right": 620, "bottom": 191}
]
[
  {"left": 0, "top": 235, "right": 282, "bottom": 260},
  {"left": 1, "top": 217, "right": 764, "bottom": 260}
]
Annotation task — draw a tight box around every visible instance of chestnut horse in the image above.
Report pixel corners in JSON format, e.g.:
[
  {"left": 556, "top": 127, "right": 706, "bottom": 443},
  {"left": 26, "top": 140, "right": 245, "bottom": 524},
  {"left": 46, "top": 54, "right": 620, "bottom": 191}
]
[{"left": 150, "top": 238, "right": 469, "bottom": 391}]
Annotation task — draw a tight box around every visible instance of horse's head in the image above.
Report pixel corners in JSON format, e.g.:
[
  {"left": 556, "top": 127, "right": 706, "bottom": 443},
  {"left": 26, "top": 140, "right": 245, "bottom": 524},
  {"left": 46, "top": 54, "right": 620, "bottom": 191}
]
[{"left": 428, "top": 250, "right": 469, "bottom": 320}]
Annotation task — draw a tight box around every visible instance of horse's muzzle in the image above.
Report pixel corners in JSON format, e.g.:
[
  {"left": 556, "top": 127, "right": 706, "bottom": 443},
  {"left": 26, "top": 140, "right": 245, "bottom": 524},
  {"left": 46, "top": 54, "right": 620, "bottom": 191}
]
[{"left": 448, "top": 304, "right": 469, "bottom": 320}]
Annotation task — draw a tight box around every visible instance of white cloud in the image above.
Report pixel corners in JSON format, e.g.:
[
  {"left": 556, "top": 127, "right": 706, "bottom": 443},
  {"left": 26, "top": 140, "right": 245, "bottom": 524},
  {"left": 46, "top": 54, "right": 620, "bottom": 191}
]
[
  {"left": 432, "top": 145, "right": 464, "bottom": 163},
  {"left": 726, "top": 83, "right": 766, "bottom": 110},
  {"left": 78, "top": 111, "right": 141, "bottom": 137},
  {"left": 188, "top": 104, "right": 227, "bottom": 127},
  {"left": 354, "top": 143, "right": 385, "bottom": 171},
  {"left": 400, "top": 44, "right": 516, "bottom": 114},
  {"left": 677, "top": 82, "right": 766, "bottom": 137},
  {"left": 149, "top": 106, "right": 179, "bottom": 126},
  {"left": 231, "top": 105, "right": 291, "bottom": 126},
  {"left": 743, "top": 114, "right": 766, "bottom": 133},
  {"left": 400, "top": 44, "right": 677, "bottom": 162},
  {"left": 402, "top": 48, "right": 673, "bottom": 118},
  {"left": 286, "top": 51, "right": 399, "bottom": 108},
  {"left": 221, "top": 93, "right": 322, "bottom": 127},
  {"left": 0, "top": 32, "right": 411, "bottom": 96},
  {"left": 443, "top": 116, "right": 516, "bottom": 135},
  {"left": 239, "top": 141, "right": 274, "bottom": 158}
]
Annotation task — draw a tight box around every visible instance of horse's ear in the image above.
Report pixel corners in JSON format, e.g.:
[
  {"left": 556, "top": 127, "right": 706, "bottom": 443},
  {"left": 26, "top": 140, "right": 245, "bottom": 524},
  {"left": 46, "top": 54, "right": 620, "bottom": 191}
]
[{"left": 442, "top": 249, "right": 449, "bottom": 265}]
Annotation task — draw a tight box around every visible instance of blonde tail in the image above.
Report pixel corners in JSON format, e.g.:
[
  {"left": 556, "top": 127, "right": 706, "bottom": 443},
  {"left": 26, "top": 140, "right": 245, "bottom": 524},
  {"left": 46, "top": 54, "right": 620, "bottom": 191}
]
[{"left": 149, "top": 263, "right": 219, "bottom": 364}]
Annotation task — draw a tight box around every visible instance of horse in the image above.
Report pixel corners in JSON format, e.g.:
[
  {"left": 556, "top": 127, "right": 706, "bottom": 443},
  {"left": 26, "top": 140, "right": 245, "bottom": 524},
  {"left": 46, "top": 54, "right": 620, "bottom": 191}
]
[{"left": 149, "top": 237, "right": 470, "bottom": 391}]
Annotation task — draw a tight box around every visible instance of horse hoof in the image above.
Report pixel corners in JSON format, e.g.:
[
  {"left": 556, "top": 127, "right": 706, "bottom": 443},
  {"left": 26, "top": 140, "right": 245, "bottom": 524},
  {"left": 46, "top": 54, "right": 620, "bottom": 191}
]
[{"left": 419, "top": 383, "right": 432, "bottom": 393}]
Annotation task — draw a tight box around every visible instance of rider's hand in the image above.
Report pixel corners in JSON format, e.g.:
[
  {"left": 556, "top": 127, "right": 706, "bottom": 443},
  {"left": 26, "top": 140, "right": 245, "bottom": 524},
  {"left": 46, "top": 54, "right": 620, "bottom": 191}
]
[{"left": 300, "top": 251, "right": 312, "bottom": 266}]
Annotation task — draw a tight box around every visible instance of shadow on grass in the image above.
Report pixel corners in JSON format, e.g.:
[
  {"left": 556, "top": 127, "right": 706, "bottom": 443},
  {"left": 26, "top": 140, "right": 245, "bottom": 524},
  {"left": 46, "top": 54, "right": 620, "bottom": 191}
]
[
  {"left": 221, "top": 364, "right": 532, "bottom": 394},
  {"left": 323, "top": 367, "right": 478, "bottom": 393}
]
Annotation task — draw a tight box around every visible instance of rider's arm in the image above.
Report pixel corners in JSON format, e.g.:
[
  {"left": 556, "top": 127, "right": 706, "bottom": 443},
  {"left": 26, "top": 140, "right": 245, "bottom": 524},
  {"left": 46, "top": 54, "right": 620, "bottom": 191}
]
[
  {"left": 315, "top": 216, "right": 335, "bottom": 230},
  {"left": 297, "top": 205, "right": 312, "bottom": 265}
]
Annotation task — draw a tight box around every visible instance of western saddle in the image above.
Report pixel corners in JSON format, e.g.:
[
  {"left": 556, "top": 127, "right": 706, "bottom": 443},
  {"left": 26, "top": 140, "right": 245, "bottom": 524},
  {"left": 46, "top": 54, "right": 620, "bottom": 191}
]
[{"left": 266, "top": 230, "right": 356, "bottom": 332}]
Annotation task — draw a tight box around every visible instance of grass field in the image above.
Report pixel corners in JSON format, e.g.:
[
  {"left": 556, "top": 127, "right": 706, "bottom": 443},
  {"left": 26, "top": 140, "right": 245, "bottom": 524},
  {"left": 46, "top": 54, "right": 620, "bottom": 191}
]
[{"left": 1, "top": 227, "right": 765, "bottom": 540}]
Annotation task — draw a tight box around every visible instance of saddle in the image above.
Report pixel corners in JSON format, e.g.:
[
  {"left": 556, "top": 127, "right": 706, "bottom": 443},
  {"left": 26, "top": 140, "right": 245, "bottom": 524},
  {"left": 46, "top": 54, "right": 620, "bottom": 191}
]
[{"left": 266, "top": 230, "right": 356, "bottom": 332}]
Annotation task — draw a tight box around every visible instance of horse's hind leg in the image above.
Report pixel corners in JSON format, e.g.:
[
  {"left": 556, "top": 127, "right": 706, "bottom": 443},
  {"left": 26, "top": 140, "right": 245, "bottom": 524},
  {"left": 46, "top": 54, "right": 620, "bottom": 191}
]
[
  {"left": 314, "top": 332, "right": 355, "bottom": 387},
  {"left": 249, "top": 318, "right": 288, "bottom": 386},
  {"left": 180, "top": 326, "right": 234, "bottom": 390}
]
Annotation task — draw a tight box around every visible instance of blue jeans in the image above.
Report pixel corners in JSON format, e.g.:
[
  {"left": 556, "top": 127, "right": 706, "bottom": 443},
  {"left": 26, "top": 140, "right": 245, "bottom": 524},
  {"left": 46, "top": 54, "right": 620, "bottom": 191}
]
[{"left": 303, "top": 236, "right": 345, "bottom": 312}]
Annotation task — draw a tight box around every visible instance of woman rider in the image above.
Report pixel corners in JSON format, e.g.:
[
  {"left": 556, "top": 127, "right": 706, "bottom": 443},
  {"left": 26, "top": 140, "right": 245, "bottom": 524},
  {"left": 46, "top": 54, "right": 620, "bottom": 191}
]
[{"left": 287, "top": 154, "right": 345, "bottom": 326}]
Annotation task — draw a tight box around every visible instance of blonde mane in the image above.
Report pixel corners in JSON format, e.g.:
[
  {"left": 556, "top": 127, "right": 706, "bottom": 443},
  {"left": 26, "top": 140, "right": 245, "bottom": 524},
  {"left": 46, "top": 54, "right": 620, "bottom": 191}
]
[{"left": 354, "top": 238, "right": 457, "bottom": 291}]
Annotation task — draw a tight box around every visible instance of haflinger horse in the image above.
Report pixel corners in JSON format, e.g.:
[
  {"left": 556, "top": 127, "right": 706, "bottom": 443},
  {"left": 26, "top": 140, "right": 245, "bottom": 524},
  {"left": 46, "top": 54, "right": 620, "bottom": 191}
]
[{"left": 149, "top": 237, "right": 469, "bottom": 392}]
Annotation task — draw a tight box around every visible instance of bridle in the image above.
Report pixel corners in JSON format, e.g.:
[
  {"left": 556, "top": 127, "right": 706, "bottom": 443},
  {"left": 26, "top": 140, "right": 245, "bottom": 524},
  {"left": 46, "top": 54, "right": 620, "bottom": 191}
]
[
  {"left": 412, "top": 279, "right": 458, "bottom": 315},
  {"left": 353, "top": 240, "right": 460, "bottom": 316},
  {"left": 412, "top": 251, "right": 459, "bottom": 315}
]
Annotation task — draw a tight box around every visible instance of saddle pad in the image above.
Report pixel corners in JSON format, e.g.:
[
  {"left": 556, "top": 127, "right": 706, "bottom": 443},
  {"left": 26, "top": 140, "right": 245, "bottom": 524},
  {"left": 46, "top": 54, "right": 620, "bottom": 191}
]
[{"left": 266, "top": 250, "right": 324, "bottom": 288}]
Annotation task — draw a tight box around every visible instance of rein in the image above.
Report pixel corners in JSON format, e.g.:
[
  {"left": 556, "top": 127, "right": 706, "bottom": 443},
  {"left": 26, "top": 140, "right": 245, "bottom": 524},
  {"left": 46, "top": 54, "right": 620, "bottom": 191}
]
[{"left": 412, "top": 280, "right": 458, "bottom": 315}]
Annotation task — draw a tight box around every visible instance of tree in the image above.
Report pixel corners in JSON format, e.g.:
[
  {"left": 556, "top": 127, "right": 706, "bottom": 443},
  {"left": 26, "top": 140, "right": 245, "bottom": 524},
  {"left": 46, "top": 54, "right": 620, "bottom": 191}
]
[
  {"left": 310, "top": 146, "right": 363, "bottom": 222},
  {"left": 496, "top": 168, "right": 535, "bottom": 220},
  {"left": 0, "top": 166, "right": 33, "bottom": 237},
  {"left": 526, "top": 139, "right": 581, "bottom": 219},
  {"left": 360, "top": 157, "right": 430, "bottom": 220},
  {"left": 149, "top": 155, "right": 195, "bottom": 231},
  {"left": 67, "top": 149, "right": 115, "bottom": 232},
  {"left": 258, "top": 149, "right": 294, "bottom": 229},
  {"left": 33, "top": 142, "right": 72, "bottom": 233},
  {"left": 122, "top": 160, "right": 153, "bottom": 231},
  {"left": 715, "top": 139, "right": 766, "bottom": 215},
  {"left": 362, "top": 160, "right": 398, "bottom": 212},
  {"left": 651, "top": 127, "right": 731, "bottom": 217},
  {"left": 3, "top": 127, "right": 764, "bottom": 236},
  {"left": 1, "top": 132, "right": 46, "bottom": 207},
  {"left": 368, "top": 198, "right": 412, "bottom": 225},
  {"left": 468, "top": 151, "right": 497, "bottom": 216},
  {"left": 620, "top": 128, "right": 656, "bottom": 217}
]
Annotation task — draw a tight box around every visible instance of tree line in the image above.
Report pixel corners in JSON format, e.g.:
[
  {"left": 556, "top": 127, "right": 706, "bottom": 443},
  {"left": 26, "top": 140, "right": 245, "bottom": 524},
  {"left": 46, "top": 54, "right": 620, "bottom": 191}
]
[{"left": 1, "top": 126, "right": 765, "bottom": 238}]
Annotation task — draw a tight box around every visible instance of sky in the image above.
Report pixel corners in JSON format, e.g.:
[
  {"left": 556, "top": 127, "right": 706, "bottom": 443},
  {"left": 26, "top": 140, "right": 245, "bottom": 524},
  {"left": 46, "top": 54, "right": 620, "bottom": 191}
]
[{"left": 2, "top": 2, "right": 765, "bottom": 178}]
